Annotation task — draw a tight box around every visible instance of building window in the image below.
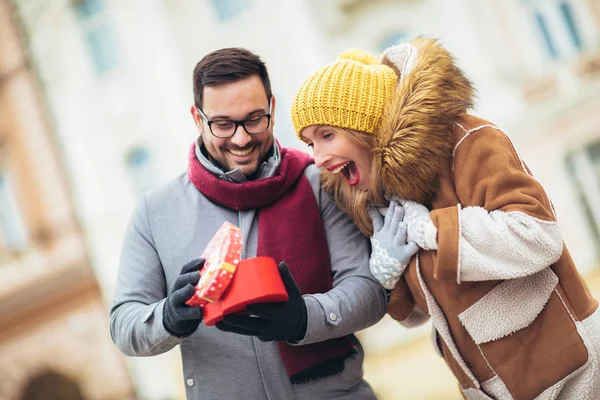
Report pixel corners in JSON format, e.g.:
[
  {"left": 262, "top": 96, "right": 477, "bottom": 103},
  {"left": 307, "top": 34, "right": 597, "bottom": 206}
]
[
  {"left": 73, "top": 0, "right": 104, "bottom": 18},
  {"left": 559, "top": 1, "right": 582, "bottom": 51},
  {"left": 526, "top": 0, "right": 587, "bottom": 61},
  {"left": 535, "top": 12, "right": 559, "bottom": 59},
  {"left": 565, "top": 139, "right": 600, "bottom": 257},
  {"left": 212, "top": 0, "right": 249, "bottom": 22},
  {"left": 83, "top": 21, "right": 119, "bottom": 74},
  {"left": 125, "top": 146, "right": 156, "bottom": 196},
  {"left": 73, "top": 0, "right": 119, "bottom": 74},
  {"left": 0, "top": 173, "right": 28, "bottom": 253}
]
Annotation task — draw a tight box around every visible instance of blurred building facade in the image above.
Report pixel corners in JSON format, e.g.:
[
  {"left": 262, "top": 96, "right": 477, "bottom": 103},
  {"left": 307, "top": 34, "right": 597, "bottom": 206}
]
[
  {"left": 0, "top": 0, "right": 134, "bottom": 399},
  {"left": 1, "top": 0, "right": 599, "bottom": 399}
]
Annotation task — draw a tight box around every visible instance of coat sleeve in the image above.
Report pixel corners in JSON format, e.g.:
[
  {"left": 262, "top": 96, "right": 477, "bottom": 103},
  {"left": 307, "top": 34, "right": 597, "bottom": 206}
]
[
  {"left": 109, "top": 195, "right": 182, "bottom": 356},
  {"left": 429, "top": 126, "right": 563, "bottom": 284},
  {"left": 388, "top": 275, "right": 429, "bottom": 328},
  {"left": 294, "top": 167, "right": 388, "bottom": 345}
]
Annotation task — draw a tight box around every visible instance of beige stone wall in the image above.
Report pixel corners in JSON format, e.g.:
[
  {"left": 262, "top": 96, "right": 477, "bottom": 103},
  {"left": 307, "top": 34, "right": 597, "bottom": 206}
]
[
  {"left": 585, "top": 0, "right": 600, "bottom": 30},
  {"left": 0, "top": 0, "right": 78, "bottom": 247},
  {"left": 0, "top": 293, "right": 135, "bottom": 400},
  {"left": 0, "top": 2, "right": 136, "bottom": 399}
]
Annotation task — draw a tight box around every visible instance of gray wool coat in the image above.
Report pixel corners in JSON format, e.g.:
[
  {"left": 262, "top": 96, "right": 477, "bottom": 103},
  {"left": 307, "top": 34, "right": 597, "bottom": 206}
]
[{"left": 109, "top": 142, "right": 388, "bottom": 400}]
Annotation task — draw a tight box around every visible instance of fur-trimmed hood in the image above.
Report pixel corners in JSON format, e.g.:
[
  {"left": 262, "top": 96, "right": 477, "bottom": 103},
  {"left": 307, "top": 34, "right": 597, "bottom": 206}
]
[{"left": 374, "top": 37, "right": 475, "bottom": 207}]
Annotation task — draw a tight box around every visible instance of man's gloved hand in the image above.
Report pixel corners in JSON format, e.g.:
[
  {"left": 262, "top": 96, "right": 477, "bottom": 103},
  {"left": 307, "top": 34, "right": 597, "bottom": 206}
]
[
  {"left": 368, "top": 201, "right": 419, "bottom": 290},
  {"left": 397, "top": 199, "right": 438, "bottom": 250},
  {"left": 215, "top": 262, "right": 307, "bottom": 343},
  {"left": 163, "top": 258, "right": 204, "bottom": 338}
]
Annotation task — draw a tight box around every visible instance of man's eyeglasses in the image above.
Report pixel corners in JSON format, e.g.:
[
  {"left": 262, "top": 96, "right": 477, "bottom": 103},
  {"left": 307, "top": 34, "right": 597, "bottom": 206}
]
[{"left": 197, "top": 104, "right": 272, "bottom": 139}]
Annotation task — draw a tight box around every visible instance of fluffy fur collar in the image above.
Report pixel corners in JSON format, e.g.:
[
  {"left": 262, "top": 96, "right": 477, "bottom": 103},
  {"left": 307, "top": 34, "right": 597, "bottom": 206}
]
[{"left": 374, "top": 37, "right": 475, "bottom": 207}]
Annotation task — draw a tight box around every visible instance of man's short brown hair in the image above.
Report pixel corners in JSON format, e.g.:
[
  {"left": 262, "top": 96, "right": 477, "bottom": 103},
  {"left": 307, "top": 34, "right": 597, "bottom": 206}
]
[{"left": 192, "top": 48, "right": 272, "bottom": 108}]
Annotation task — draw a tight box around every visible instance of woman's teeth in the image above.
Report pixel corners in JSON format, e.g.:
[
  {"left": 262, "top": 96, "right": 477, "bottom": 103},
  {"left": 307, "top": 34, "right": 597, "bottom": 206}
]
[{"left": 331, "top": 162, "right": 349, "bottom": 174}]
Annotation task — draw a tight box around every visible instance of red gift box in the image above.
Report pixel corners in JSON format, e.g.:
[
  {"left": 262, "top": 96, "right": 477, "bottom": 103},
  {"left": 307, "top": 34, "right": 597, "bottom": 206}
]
[
  {"left": 202, "top": 256, "right": 289, "bottom": 326},
  {"left": 185, "top": 222, "right": 242, "bottom": 307}
]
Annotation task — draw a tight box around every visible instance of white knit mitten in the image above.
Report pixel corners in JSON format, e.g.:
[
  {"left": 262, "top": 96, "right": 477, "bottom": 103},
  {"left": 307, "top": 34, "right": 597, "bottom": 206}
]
[
  {"left": 400, "top": 199, "right": 438, "bottom": 250},
  {"left": 368, "top": 201, "right": 419, "bottom": 289}
]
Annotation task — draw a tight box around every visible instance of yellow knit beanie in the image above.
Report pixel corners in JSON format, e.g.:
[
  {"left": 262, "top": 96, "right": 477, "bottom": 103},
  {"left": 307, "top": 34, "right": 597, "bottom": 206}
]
[{"left": 291, "top": 49, "right": 398, "bottom": 139}]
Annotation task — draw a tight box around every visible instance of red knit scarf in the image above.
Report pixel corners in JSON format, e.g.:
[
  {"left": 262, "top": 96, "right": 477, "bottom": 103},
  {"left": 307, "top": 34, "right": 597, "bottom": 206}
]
[{"left": 187, "top": 143, "right": 355, "bottom": 383}]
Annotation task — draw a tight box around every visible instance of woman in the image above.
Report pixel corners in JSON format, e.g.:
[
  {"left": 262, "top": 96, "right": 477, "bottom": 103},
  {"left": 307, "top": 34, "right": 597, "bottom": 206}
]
[{"left": 291, "top": 37, "right": 600, "bottom": 399}]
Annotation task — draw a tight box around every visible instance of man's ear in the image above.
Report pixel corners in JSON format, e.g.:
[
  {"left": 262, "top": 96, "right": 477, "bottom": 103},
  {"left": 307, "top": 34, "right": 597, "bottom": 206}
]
[
  {"left": 270, "top": 95, "right": 276, "bottom": 128},
  {"left": 190, "top": 105, "right": 203, "bottom": 129}
]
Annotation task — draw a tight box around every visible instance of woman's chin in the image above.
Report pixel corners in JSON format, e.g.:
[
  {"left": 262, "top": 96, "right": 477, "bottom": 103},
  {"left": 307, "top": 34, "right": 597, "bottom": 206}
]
[{"left": 356, "top": 180, "right": 370, "bottom": 191}]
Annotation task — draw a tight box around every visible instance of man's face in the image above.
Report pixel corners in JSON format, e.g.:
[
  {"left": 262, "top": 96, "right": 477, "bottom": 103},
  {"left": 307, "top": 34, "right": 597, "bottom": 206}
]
[{"left": 191, "top": 75, "right": 275, "bottom": 178}]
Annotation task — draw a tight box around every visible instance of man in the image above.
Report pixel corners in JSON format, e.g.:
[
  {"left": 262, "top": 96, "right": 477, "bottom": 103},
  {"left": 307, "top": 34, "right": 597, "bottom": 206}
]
[{"left": 109, "top": 48, "right": 387, "bottom": 400}]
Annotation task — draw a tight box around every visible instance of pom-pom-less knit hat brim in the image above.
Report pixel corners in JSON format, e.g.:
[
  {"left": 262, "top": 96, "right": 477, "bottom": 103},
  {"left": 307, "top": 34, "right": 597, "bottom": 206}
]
[{"left": 291, "top": 49, "right": 398, "bottom": 140}]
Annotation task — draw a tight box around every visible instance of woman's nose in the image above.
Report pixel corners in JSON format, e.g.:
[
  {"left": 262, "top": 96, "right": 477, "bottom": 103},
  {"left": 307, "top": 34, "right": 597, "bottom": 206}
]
[{"left": 313, "top": 146, "right": 329, "bottom": 168}]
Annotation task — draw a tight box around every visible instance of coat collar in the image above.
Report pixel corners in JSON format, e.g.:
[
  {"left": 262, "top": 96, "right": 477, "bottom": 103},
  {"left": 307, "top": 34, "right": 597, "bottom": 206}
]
[{"left": 374, "top": 37, "right": 475, "bottom": 206}]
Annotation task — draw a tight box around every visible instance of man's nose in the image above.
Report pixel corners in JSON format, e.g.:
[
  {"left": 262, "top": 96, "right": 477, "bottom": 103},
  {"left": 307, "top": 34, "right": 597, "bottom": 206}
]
[{"left": 229, "top": 124, "right": 252, "bottom": 147}]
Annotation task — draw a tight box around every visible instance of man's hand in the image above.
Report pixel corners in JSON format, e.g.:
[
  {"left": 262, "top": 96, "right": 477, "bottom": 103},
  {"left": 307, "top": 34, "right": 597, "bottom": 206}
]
[
  {"left": 216, "top": 262, "right": 307, "bottom": 342},
  {"left": 368, "top": 201, "right": 419, "bottom": 289},
  {"left": 163, "top": 259, "right": 204, "bottom": 337}
]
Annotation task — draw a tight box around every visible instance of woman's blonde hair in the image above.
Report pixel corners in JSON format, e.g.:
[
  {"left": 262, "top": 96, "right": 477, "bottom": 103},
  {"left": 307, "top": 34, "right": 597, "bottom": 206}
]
[{"left": 320, "top": 127, "right": 387, "bottom": 236}]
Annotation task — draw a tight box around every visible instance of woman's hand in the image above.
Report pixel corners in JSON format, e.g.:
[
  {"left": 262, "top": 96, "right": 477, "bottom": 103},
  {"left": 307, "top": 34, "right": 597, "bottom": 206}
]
[
  {"left": 396, "top": 199, "right": 438, "bottom": 251},
  {"left": 368, "top": 201, "right": 419, "bottom": 290}
]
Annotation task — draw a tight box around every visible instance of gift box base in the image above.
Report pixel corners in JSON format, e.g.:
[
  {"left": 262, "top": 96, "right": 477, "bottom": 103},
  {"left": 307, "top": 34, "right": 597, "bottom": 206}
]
[{"left": 203, "top": 256, "right": 288, "bottom": 326}]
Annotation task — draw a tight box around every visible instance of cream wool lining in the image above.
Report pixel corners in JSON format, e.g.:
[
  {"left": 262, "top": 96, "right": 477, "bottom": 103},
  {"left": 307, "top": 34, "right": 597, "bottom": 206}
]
[
  {"left": 458, "top": 268, "right": 558, "bottom": 344},
  {"left": 479, "top": 374, "right": 514, "bottom": 400},
  {"left": 461, "top": 387, "right": 494, "bottom": 399},
  {"left": 458, "top": 209, "right": 563, "bottom": 282},
  {"left": 380, "top": 43, "right": 418, "bottom": 81}
]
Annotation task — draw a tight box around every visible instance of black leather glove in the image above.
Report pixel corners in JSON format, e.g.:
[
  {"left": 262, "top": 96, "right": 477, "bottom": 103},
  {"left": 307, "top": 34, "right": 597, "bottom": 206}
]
[
  {"left": 163, "top": 258, "right": 204, "bottom": 337},
  {"left": 216, "top": 262, "right": 308, "bottom": 342}
]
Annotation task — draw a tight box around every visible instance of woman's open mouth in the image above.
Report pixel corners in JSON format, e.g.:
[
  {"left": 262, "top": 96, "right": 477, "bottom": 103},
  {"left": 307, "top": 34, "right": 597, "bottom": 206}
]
[{"left": 328, "top": 161, "right": 360, "bottom": 186}]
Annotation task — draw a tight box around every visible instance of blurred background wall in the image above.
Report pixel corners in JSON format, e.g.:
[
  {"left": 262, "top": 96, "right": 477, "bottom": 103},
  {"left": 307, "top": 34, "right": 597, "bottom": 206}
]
[{"left": 0, "top": 0, "right": 599, "bottom": 399}]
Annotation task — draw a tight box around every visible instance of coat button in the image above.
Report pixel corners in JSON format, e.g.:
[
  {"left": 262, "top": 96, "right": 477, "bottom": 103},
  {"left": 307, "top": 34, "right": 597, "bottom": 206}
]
[
  {"left": 186, "top": 378, "right": 194, "bottom": 387},
  {"left": 329, "top": 313, "right": 337, "bottom": 321},
  {"left": 141, "top": 310, "right": 152, "bottom": 322}
]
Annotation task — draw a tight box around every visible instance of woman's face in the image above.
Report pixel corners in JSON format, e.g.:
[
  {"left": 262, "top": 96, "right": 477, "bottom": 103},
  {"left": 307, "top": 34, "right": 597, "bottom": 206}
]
[{"left": 301, "top": 125, "right": 373, "bottom": 191}]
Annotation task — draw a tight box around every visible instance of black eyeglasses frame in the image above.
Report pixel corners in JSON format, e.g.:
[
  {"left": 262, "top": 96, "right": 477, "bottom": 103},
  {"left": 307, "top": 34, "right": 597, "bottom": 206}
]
[{"left": 196, "top": 103, "right": 272, "bottom": 139}]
